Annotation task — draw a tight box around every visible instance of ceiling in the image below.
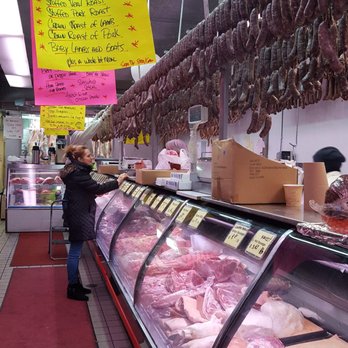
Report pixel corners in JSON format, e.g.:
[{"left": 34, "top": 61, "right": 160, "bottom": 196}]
[{"left": 0, "top": 0, "right": 218, "bottom": 115}]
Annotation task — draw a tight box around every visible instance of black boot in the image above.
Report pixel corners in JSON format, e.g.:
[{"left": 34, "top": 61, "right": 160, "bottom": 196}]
[
  {"left": 67, "top": 284, "right": 89, "bottom": 301},
  {"left": 77, "top": 280, "right": 92, "bottom": 294}
]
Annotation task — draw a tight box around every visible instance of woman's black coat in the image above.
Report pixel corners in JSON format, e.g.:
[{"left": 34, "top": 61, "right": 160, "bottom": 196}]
[{"left": 60, "top": 161, "right": 118, "bottom": 241}]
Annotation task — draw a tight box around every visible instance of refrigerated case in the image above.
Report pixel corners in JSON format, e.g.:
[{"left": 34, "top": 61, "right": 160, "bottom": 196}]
[
  {"left": 94, "top": 189, "right": 348, "bottom": 348},
  {"left": 6, "top": 163, "right": 64, "bottom": 232}
]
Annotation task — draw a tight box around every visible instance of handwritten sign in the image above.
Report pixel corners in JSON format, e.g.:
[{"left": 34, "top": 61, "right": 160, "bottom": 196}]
[
  {"left": 176, "top": 206, "right": 192, "bottom": 223},
  {"left": 131, "top": 186, "right": 140, "bottom": 197},
  {"left": 40, "top": 105, "right": 85, "bottom": 131},
  {"left": 4, "top": 116, "right": 23, "bottom": 139},
  {"left": 224, "top": 223, "right": 250, "bottom": 249},
  {"left": 245, "top": 229, "right": 277, "bottom": 260},
  {"left": 32, "top": 0, "right": 156, "bottom": 71},
  {"left": 145, "top": 193, "right": 157, "bottom": 205},
  {"left": 125, "top": 131, "right": 150, "bottom": 145},
  {"left": 135, "top": 187, "right": 145, "bottom": 198},
  {"left": 151, "top": 195, "right": 163, "bottom": 210},
  {"left": 188, "top": 210, "right": 207, "bottom": 229},
  {"left": 119, "top": 182, "right": 127, "bottom": 192},
  {"left": 158, "top": 198, "right": 171, "bottom": 213},
  {"left": 126, "top": 183, "right": 135, "bottom": 195},
  {"left": 44, "top": 129, "right": 69, "bottom": 135},
  {"left": 140, "top": 190, "right": 151, "bottom": 202},
  {"left": 30, "top": 4, "right": 116, "bottom": 105},
  {"left": 165, "top": 200, "right": 180, "bottom": 217}
]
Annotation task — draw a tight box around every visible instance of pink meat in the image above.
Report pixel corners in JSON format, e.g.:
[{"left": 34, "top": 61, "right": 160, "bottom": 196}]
[
  {"left": 215, "top": 287, "right": 242, "bottom": 310},
  {"left": 202, "top": 287, "right": 222, "bottom": 320},
  {"left": 165, "top": 270, "right": 204, "bottom": 293},
  {"left": 246, "top": 336, "right": 284, "bottom": 348},
  {"left": 175, "top": 296, "right": 206, "bottom": 323},
  {"left": 115, "top": 235, "right": 158, "bottom": 255}
]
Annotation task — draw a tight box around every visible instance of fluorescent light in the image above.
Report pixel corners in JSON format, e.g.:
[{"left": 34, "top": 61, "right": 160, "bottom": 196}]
[
  {"left": 0, "top": 1, "right": 23, "bottom": 36},
  {"left": 5, "top": 75, "right": 32, "bottom": 88},
  {"left": 0, "top": 1, "right": 32, "bottom": 88}
]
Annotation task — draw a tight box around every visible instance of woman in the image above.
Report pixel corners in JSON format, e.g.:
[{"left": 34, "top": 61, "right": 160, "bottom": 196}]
[
  {"left": 155, "top": 139, "right": 190, "bottom": 170},
  {"left": 60, "top": 145, "right": 127, "bottom": 301}
]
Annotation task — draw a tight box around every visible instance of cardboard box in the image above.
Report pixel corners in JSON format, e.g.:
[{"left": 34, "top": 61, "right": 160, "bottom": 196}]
[
  {"left": 136, "top": 169, "right": 173, "bottom": 185},
  {"left": 98, "top": 165, "right": 122, "bottom": 175},
  {"left": 212, "top": 139, "right": 298, "bottom": 204}
]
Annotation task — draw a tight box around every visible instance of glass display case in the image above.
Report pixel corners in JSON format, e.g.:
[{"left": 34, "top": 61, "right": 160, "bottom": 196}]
[
  {"left": 133, "top": 201, "right": 291, "bottom": 348},
  {"left": 94, "top": 187, "right": 348, "bottom": 348},
  {"left": 109, "top": 190, "right": 186, "bottom": 302},
  {"left": 6, "top": 163, "right": 65, "bottom": 232},
  {"left": 95, "top": 181, "right": 144, "bottom": 260},
  {"left": 216, "top": 232, "right": 348, "bottom": 348}
]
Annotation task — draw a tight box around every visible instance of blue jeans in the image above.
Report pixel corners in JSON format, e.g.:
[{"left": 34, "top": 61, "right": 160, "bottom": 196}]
[{"left": 67, "top": 241, "right": 84, "bottom": 285}]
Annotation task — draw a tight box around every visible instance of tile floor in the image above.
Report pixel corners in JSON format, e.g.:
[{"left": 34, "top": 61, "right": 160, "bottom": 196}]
[{"left": 0, "top": 223, "right": 133, "bottom": 348}]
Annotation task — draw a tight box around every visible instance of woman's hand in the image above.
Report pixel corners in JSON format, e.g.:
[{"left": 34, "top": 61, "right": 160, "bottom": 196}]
[{"left": 117, "top": 173, "right": 128, "bottom": 186}]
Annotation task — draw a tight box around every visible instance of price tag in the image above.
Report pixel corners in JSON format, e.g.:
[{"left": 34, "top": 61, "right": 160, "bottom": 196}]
[
  {"left": 165, "top": 200, "right": 180, "bottom": 217},
  {"left": 145, "top": 193, "right": 157, "bottom": 205},
  {"left": 119, "top": 182, "right": 126, "bottom": 192},
  {"left": 188, "top": 210, "right": 207, "bottom": 229},
  {"left": 151, "top": 195, "right": 163, "bottom": 209},
  {"left": 158, "top": 198, "right": 171, "bottom": 213},
  {"left": 135, "top": 187, "right": 145, "bottom": 198},
  {"left": 126, "top": 184, "right": 134, "bottom": 195},
  {"left": 245, "top": 229, "right": 277, "bottom": 259},
  {"left": 224, "top": 223, "right": 250, "bottom": 249},
  {"left": 121, "top": 182, "right": 128, "bottom": 192},
  {"left": 176, "top": 206, "right": 192, "bottom": 223},
  {"left": 131, "top": 186, "right": 140, "bottom": 197},
  {"left": 140, "top": 190, "right": 150, "bottom": 202}
]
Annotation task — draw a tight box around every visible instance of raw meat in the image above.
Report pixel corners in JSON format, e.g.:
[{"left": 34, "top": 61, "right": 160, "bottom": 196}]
[
  {"left": 260, "top": 299, "right": 304, "bottom": 337},
  {"left": 246, "top": 336, "right": 284, "bottom": 348},
  {"left": 214, "top": 282, "right": 245, "bottom": 310},
  {"left": 242, "top": 309, "right": 273, "bottom": 330},
  {"left": 202, "top": 287, "right": 222, "bottom": 319},
  {"left": 165, "top": 270, "right": 204, "bottom": 293},
  {"left": 176, "top": 296, "right": 206, "bottom": 323},
  {"left": 227, "top": 337, "right": 247, "bottom": 348},
  {"left": 162, "top": 317, "right": 190, "bottom": 332},
  {"left": 181, "top": 335, "right": 217, "bottom": 348},
  {"left": 178, "top": 319, "right": 222, "bottom": 340}
]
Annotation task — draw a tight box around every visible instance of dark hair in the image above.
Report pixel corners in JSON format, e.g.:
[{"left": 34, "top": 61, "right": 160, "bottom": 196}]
[
  {"left": 65, "top": 145, "right": 88, "bottom": 162},
  {"left": 313, "top": 147, "right": 345, "bottom": 173}
]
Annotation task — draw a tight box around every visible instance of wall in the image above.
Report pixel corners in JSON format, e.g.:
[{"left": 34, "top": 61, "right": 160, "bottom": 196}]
[{"left": 224, "top": 99, "right": 348, "bottom": 174}]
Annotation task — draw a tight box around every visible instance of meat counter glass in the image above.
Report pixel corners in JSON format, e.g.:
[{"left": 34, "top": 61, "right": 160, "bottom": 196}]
[
  {"left": 108, "top": 189, "right": 187, "bottom": 302},
  {"left": 132, "top": 201, "right": 292, "bottom": 348},
  {"left": 215, "top": 231, "right": 348, "bottom": 348},
  {"left": 95, "top": 181, "right": 144, "bottom": 261},
  {"left": 6, "top": 163, "right": 64, "bottom": 232}
]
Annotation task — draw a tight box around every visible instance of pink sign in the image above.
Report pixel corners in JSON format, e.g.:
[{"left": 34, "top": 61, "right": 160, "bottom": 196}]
[{"left": 30, "top": 3, "right": 117, "bottom": 106}]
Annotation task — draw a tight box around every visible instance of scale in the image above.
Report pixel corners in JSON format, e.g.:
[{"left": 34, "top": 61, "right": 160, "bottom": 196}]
[{"left": 187, "top": 105, "right": 208, "bottom": 182}]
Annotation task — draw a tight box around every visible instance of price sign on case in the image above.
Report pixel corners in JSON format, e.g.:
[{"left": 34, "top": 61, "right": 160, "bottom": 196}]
[
  {"left": 245, "top": 229, "right": 277, "bottom": 259},
  {"left": 145, "top": 193, "right": 157, "bottom": 205},
  {"left": 132, "top": 186, "right": 140, "bottom": 197},
  {"left": 151, "top": 195, "right": 163, "bottom": 209},
  {"left": 126, "top": 184, "right": 135, "bottom": 195},
  {"left": 135, "top": 187, "right": 145, "bottom": 198},
  {"left": 176, "top": 206, "right": 192, "bottom": 223},
  {"left": 224, "top": 223, "right": 250, "bottom": 249},
  {"left": 165, "top": 200, "right": 180, "bottom": 217},
  {"left": 189, "top": 210, "right": 208, "bottom": 229},
  {"left": 158, "top": 198, "right": 171, "bottom": 213}
]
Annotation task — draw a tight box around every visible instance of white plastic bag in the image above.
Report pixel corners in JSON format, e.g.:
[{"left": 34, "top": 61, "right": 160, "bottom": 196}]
[{"left": 155, "top": 149, "right": 190, "bottom": 170}]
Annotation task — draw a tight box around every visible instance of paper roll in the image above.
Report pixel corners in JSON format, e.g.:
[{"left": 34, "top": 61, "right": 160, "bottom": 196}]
[{"left": 303, "top": 162, "right": 329, "bottom": 211}]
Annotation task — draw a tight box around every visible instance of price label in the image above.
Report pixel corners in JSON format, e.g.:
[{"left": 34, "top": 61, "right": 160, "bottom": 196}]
[
  {"left": 165, "top": 200, "right": 180, "bottom": 217},
  {"left": 158, "top": 198, "right": 171, "bottom": 213},
  {"left": 121, "top": 182, "right": 129, "bottom": 192},
  {"left": 126, "top": 184, "right": 135, "bottom": 195},
  {"left": 245, "top": 229, "right": 277, "bottom": 259},
  {"left": 188, "top": 210, "right": 207, "bottom": 229},
  {"left": 119, "top": 182, "right": 126, "bottom": 192},
  {"left": 224, "top": 223, "right": 250, "bottom": 249},
  {"left": 176, "top": 206, "right": 192, "bottom": 223},
  {"left": 151, "top": 195, "right": 163, "bottom": 209},
  {"left": 140, "top": 190, "right": 150, "bottom": 202},
  {"left": 131, "top": 186, "right": 140, "bottom": 197},
  {"left": 145, "top": 193, "right": 157, "bottom": 205},
  {"left": 135, "top": 187, "right": 145, "bottom": 198}
]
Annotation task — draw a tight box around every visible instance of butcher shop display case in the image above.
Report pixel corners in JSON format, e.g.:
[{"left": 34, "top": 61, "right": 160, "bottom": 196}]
[
  {"left": 96, "top": 181, "right": 146, "bottom": 260},
  {"left": 131, "top": 201, "right": 293, "bottom": 348},
  {"left": 108, "top": 190, "right": 187, "bottom": 302},
  {"left": 6, "top": 163, "right": 64, "bottom": 232},
  {"left": 214, "top": 231, "right": 348, "bottom": 348}
]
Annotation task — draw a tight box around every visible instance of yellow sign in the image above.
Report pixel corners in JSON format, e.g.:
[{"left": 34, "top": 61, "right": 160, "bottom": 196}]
[
  {"left": 33, "top": 0, "right": 156, "bottom": 71},
  {"left": 140, "top": 190, "right": 151, "bottom": 202},
  {"left": 176, "top": 206, "right": 192, "bottom": 223},
  {"left": 245, "top": 229, "right": 276, "bottom": 259},
  {"left": 135, "top": 187, "right": 145, "bottom": 198},
  {"left": 224, "top": 223, "right": 250, "bottom": 249},
  {"left": 44, "top": 129, "right": 69, "bottom": 135},
  {"left": 189, "top": 210, "right": 207, "bottom": 229},
  {"left": 40, "top": 105, "right": 85, "bottom": 131},
  {"left": 165, "top": 200, "right": 180, "bottom": 217},
  {"left": 158, "top": 198, "right": 171, "bottom": 213},
  {"left": 145, "top": 193, "right": 157, "bottom": 205},
  {"left": 125, "top": 131, "right": 150, "bottom": 146},
  {"left": 131, "top": 186, "right": 140, "bottom": 197},
  {"left": 122, "top": 182, "right": 130, "bottom": 192},
  {"left": 151, "top": 195, "right": 163, "bottom": 210},
  {"left": 126, "top": 184, "right": 135, "bottom": 195},
  {"left": 119, "top": 182, "right": 126, "bottom": 191}
]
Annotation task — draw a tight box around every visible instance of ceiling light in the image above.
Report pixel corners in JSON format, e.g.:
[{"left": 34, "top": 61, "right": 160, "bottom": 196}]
[
  {"left": 5, "top": 75, "right": 32, "bottom": 88},
  {"left": 0, "top": 1, "right": 23, "bottom": 36}
]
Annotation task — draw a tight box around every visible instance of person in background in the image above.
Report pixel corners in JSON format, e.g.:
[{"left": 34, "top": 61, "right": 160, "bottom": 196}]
[
  {"left": 313, "top": 146, "right": 346, "bottom": 185},
  {"left": 60, "top": 145, "right": 127, "bottom": 301},
  {"left": 155, "top": 139, "right": 190, "bottom": 170}
]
